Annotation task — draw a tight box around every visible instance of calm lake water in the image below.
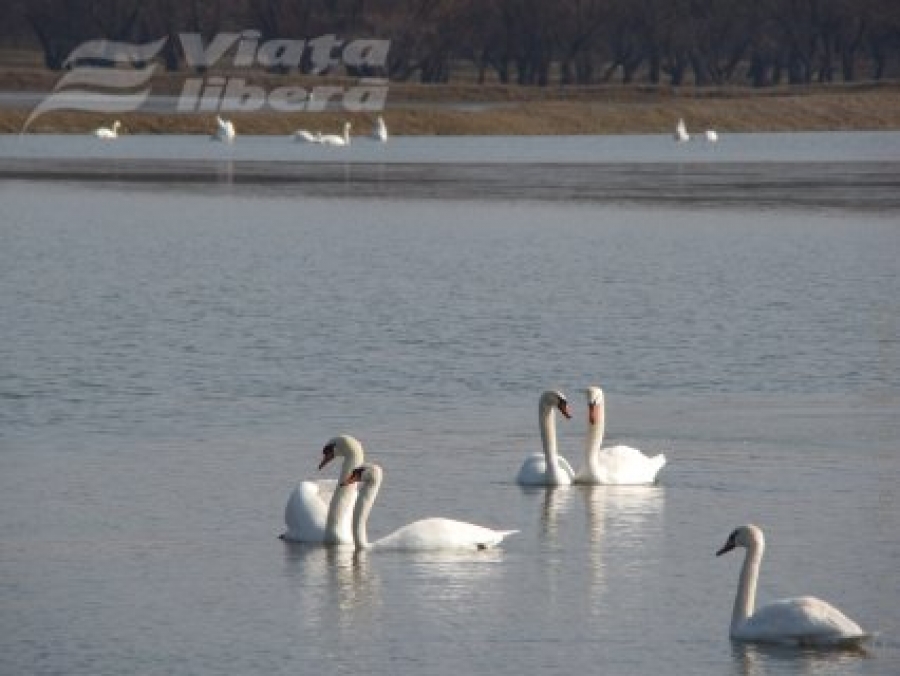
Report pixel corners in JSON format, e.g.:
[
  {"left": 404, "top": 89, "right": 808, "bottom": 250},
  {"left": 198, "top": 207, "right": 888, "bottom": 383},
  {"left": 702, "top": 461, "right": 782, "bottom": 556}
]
[{"left": 1, "top": 132, "right": 898, "bottom": 675}]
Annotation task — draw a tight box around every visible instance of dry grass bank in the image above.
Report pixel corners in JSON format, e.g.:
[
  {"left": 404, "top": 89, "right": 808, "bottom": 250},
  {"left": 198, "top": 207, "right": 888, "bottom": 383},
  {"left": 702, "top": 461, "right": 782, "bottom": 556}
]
[{"left": 2, "top": 74, "right": 899, "bottom": 135}]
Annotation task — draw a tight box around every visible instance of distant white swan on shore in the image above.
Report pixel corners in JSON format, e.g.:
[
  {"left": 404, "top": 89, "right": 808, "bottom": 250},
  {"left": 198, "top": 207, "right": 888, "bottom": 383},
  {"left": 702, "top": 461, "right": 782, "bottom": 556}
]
[
  {"left": 675, "top": 118, "right": 690, "bottom": 142},
  {"left": 716, "top": 524, "right": 871, "bottom": 647},
  {"left": 213, "top": 116, "right": 235, "bottom": 142},
  {"left": 516, "top": 390, "right": 575, "bottom": 486},
  {"left": 372, "top": 115, "right": 388, "bottom": 142},
  {"left": 345, "top": 463, "right": 517, "bottom": 550},
  {"left": 319, "top": 121, "right": 351, "bottom": 146},
  {"left": 94, "top": 120, "right": 121, "bottom": 139},
  {"left": 705, "top": 129, "right": 719, "bottom": 142}
]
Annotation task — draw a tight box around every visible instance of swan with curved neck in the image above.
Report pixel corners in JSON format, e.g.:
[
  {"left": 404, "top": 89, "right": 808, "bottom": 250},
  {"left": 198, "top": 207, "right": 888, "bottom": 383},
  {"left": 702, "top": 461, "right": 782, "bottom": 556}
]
[
  {"left": 319, "top": 121, "right": 351, "bottom": 146},
  {"left": 344, "top": 463, "right": 517, "bottom": 550},
  {"left": 575, "top": 386, "right": 666, "bottom": 485},
  {"left": 213, "top": 116, "right": 235, "bottom": 142},
  {"left": 716, "top": 524, "right": 869, "bottom": 646},
  {"left": 94, "top": 120, "right": 121, "bottom": 139},
  {"left": 282, "top": 435, "right": 364, "bottom": 544},
  {"left": 517, "top": 390, "right": 575, "bottom": 486}
]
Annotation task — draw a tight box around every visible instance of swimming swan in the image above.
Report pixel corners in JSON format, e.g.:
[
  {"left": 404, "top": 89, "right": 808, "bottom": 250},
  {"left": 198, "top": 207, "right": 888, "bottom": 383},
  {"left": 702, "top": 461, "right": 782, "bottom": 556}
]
[
  {"left": 372, "top": 115, "right": 388, "bottom": 142},
  {"left": 282, "top": 435, "right": 364, "bottom": 544},
  {"left": 575, "top": 386, "right": 666, "bottom": 485},
  {"left": 516, "top": 390, "right": 575, "bottom": 486},
  {"left": 344, "top": 463, "right": 517, "bottom": 550},
  {"left": 213, "top": 116, "right": 235, "bottom": 142},
  {"left": 716, "top": 524, "right": 870, "bottom": 647},
  {"left": 94, "top": 120, "right": 121, "bottom": 139},
  {"left": 318, "top": 121, "right": 351, "bottom": 146}
]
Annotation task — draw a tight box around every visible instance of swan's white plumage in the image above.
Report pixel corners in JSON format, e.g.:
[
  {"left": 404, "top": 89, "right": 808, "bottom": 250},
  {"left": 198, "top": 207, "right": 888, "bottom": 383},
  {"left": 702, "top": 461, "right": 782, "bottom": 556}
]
[
  {"left": 575, "top": 386, "right": 666, "bottom": 485},
  {"left": 94, "top": 120, "right": 121, "bottom": 139},
  {"left": 318, "top": 121, "right": 351, "bottom": 146},
  {"left": 347, "top": 463, "right": 517, "bottom": 551},
  {"left": 717, "top": 525, "right": 870, "bottom": 647},
  {"left": 705, "top": 129, "right": 718, "bottom": 142},
  {"left": 372, "top": 115, "right": 388, "bottom": 142},
  {"left": 282, "top": 435, "right": 364, "bottom": 545},
  {"left": 293, "top": 129, "right": 320, "bottom": 143},
  {"left": 516, "top": 390, "right": 574, "bottom": 486},
  {"left": 213, "top": 116, "right": 235, "bottom": 142},
  {"left": 675, "top": 118, "right": 689, "bottom": 142}
]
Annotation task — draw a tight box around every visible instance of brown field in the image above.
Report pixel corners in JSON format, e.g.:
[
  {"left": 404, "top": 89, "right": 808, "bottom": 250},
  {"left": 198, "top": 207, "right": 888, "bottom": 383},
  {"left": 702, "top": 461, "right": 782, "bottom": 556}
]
[{"left": 2, "top": 65, "right": 899, "bottom": 136}]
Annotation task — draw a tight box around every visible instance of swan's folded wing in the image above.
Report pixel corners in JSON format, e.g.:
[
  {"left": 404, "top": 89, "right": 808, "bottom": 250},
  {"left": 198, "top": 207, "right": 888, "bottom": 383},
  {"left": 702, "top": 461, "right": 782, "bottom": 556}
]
[
  {"left": 741, "top": 597, "right": 867, "bottom": 645},
  {"left": 374, "top": 518, "right": 518, "bottom": 551},
  {"left": 282, "top": 480, "right": 332, "bottom": 542}
]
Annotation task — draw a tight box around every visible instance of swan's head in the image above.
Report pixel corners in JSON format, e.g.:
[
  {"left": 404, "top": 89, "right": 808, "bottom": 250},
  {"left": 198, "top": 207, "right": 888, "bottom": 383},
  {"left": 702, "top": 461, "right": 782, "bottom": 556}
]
[
  {"left": 113, "top": 120, "right": 121, "bottom": 130},
  {"left": 319, "top": 434, "right": 364, "bottom": 470},
  {"left": 342, "top": 463, "right": 382, "bottom": 487},
  {"left": 716, "top": 524, "right": 764, "bottom": 556},
  {"left": 585, "top": 386, "right": 604, "bottom": 425},
  {"left": 540, "top": 390, "right": 572, "bottom": 419}
]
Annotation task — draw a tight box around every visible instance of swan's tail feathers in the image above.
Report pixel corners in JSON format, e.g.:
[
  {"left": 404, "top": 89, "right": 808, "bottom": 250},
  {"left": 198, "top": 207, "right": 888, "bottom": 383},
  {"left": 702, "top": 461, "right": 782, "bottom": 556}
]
[{"left": 481, "top": 529, "right": 519, "bottom": 549}]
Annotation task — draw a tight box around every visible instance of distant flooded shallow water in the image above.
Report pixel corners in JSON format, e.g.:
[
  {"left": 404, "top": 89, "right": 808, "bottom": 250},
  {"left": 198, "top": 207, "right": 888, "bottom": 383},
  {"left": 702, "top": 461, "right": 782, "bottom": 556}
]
[{"left": 1, "top": 133, "right": 898, "bottom": 675}]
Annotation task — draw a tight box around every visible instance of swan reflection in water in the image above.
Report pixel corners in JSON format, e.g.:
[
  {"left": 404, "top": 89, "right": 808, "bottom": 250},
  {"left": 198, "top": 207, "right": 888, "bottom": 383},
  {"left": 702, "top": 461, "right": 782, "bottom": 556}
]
[
  {"left": 731, "top": 640, "right": 872, "bottom": 676},
  {"left": 282, "top": 543, "right": 381, "bottom": 630}
]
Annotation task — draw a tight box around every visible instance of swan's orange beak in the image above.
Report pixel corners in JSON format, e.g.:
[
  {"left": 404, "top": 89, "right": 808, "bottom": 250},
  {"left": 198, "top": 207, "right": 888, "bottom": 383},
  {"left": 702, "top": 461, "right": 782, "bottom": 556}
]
[
  {"left": 559, "top": 401, "right": 572, "bottom": 419},
  {"left": 319, "top": 443, "right": 336, "bottom": 470},
  {"left": 588, "top": 403, "right": 599, "bottom": 426}
]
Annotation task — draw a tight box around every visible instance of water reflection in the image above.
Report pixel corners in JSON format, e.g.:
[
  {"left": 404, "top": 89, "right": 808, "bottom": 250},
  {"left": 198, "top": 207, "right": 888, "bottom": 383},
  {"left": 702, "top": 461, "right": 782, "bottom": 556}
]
[
  {"left": 730, "top": 641, "right": 872, "bottom": 676},
  {"left": 282, "top": 543, "right": 381, "bottom": 632},
  {"left": 578, "top": 485, "right": 665, "bottom": 597}
]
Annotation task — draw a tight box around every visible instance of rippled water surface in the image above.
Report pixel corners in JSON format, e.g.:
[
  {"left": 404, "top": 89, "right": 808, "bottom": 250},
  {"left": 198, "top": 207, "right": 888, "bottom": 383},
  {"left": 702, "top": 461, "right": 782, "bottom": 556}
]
[{"left": 1, "top": 132, "right": 898, "bottom": 675}]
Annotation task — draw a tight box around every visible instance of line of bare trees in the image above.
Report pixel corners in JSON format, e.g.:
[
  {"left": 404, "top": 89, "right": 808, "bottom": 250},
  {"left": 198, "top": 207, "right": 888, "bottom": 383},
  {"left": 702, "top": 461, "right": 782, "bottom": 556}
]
[{"left": 3, "top": 0, "right": 899, "bottom": 86}]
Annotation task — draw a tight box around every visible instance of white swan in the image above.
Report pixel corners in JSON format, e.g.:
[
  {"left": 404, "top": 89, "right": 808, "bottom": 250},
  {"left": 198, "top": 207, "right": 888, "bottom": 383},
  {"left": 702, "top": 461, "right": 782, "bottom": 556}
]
[
  {"left": 716, "top": 525, "right": 870, "bottom": 647},
  {"left": 293, "top": 129, "right": 320, "bottom": 143},
  {"left": 705, "top": 129, "right": 718, "bottom": 142},
  {"left": 282, "top": 435, "right": 364, "bottom": 544},
  {"left": 213, "top": 115, "right": 235, "bottom": 142},
  {"left": 372, "top": 115, "right": 388, "bottom": 142},
  {"left": 675, "top": 118, "right": 689, "bottom": 142},
  {"left": 94, "top": 120, "right": 121, "bottom": 139},
  {"left": 318, "top": 121, "right": 351, "bottom": 146},
  {"left": 575, "top": 386, "right": 666, "bottom": 485},
  {"left": 516, "top": 390, "right": 575, "bottom": 486},
  {"left": 345, "top": 463, "right": 517, "bottom": 550}
]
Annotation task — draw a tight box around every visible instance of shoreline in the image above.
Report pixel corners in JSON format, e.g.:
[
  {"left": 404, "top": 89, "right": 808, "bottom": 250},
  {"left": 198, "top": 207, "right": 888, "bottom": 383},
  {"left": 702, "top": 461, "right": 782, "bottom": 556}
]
[{"left": 2, "top": 81, "right": 900, "bottom": 136}]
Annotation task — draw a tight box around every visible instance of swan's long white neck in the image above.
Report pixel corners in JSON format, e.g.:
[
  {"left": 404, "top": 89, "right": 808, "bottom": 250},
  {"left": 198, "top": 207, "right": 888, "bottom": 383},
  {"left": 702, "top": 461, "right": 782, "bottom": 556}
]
[
  {"left": 732, "top": 536, "right": 763, "bottom": 633},
  {"left": 584, "top": 401, "right": 605, "bottom": 474},
  {"left": 323, "top": 442, "right": 364, "bottom": 545},
  {"left": 540, "top": 401, "right": 565, "bottom": 484},
  {"left": 351, "top": 468, "right": 382, "bottom": 550}
]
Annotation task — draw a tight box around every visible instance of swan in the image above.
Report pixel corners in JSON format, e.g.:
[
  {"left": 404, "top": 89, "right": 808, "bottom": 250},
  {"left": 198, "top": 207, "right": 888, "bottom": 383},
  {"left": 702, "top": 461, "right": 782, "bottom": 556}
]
[
  {"left": 705, "top": 129, "right": 718, "bottom": 142},
  {"left": 574, "top": 386, "right": 666, "bottom": 485},
  {"left": 344, "top": 463, "right": 517, "bottom": 551},
  {"left": 318, "top": 121, "right": 351, "bottom": 146},
  {"left": 94, "top": 120, "right": 121, "bottom": 139},
  {"left": 282, "top": 435, "right": 364, "bottom": 545},
  {"left": 213, "top": 115, "right": 235, "bottom": 142},
  {"left": 716, "top": 524, "right": 870, "bottom": 647},
  {"left": 516, "top": 390, "right": 575, "bottom": 486},
  {"left": 293, "top": 129, "right": 320, "bottom": 143},
  {"left": 372, "top": 115, "right": 388, "bottom": 142},
  {"left": 675, "top": 118, "right": 689, "bottom": 142}
]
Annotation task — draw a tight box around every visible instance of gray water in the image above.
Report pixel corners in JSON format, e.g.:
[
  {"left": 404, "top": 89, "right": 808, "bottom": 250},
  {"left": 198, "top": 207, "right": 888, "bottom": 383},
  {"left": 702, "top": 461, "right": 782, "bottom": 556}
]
[{"left": 1, "top": 132, "right": 899, "bottom": 675}]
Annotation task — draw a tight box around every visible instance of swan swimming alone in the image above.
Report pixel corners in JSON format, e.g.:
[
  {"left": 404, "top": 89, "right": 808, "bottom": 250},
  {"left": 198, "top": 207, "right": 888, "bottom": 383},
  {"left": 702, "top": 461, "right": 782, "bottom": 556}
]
[
  {"left": 318, "top": 121, "right": 351, "bottom": 146},
  {"left": 94, "top": 120, "right": 121, "bottom": 139},
  {"left": 516, "top": 390, "right": 575, "bottom": 486},
  {"left": 344, "top": 463, "right": 517, "bottom": 550},
  {"left": 574, "top": 386, "right": 666, "bottom": 485},
  {"left": 282, "top": 435, "right": 364, "bottom": 544},
  {"left": 716, "top": 524, "right": 870, "bottom": 647},
  {"left": 213, "top": 115, "right": 235, "bottom": 142},
  {"left": 372, "top": 115, "right": 388, "bottom": 142}
]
